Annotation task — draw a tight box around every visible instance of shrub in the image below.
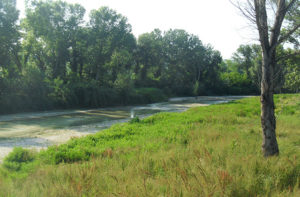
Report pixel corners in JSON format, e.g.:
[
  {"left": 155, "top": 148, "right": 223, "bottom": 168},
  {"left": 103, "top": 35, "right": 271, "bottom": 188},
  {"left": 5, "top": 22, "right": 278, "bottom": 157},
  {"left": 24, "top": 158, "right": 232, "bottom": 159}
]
[
  {"left": 3, "top": 147, "right": 35, "bottom": 171},
  {"left": 129, "top": 116, "right": 140, "bottom": 124},
  {"left": 134, "top": 88, "right": 167, "bottom": 103}
]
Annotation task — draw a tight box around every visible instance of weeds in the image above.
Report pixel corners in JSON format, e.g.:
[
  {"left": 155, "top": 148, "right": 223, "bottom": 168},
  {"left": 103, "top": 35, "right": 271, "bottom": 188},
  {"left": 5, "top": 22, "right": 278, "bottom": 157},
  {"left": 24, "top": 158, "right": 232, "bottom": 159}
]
[{"left": 0, "top": 94, "right": 299, "bottom": 196}]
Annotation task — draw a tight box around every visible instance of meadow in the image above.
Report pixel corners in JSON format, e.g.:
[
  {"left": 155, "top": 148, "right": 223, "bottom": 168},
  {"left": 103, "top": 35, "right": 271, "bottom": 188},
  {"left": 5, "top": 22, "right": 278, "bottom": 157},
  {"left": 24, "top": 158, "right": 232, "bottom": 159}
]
[{"left": 0, "top": 94, "right": 299, "bottom": 196}]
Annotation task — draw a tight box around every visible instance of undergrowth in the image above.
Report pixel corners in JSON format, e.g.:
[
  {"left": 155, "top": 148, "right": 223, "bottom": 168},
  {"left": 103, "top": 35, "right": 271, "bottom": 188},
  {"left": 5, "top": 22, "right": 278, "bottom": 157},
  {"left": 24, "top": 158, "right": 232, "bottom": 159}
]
[{"left": 0, "top": 94, "right": 299, "bottom": 196}]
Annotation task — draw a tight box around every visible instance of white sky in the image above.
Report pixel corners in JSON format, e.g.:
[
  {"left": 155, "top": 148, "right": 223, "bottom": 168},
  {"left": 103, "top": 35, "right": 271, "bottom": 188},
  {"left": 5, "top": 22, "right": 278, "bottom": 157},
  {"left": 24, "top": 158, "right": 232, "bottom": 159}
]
[{"left": 16, "top": 0, "right": 258, "bottom": 59}]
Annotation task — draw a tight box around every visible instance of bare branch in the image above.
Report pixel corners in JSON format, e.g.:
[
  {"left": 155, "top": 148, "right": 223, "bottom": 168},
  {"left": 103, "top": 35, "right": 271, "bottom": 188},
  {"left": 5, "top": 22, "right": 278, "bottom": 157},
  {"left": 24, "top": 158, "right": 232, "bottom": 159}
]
[{"left": 230, "top": 0, "right": 256, "bottom": 24}]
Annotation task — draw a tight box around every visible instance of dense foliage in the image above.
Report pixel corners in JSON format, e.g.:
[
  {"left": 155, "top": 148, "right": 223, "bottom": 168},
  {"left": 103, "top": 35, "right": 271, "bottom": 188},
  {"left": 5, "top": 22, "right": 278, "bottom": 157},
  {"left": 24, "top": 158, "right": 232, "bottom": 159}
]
[
  {"left": 220, "top": 44, "right": 300, "bottom": 95},
  {"left": 0, "top": 0, "right": 299, "bottom": 114}
]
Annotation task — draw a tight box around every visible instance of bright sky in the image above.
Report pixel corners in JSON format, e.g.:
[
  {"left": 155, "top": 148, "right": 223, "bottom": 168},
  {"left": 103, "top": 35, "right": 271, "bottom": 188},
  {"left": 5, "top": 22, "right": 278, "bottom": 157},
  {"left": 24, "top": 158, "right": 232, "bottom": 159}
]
[{"left": 16, "top": 0, "right": 258, "bottom": 59}]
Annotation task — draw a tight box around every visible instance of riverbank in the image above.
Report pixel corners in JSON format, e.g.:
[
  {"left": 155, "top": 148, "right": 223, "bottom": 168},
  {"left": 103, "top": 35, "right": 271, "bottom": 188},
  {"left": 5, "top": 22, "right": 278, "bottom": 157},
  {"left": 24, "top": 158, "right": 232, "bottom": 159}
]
[
  {"left": 0, "top": 94, "right": 299, "bottom": 196},
  {"left": 0, "top": 96, "right": 244, "bottom": 162}
]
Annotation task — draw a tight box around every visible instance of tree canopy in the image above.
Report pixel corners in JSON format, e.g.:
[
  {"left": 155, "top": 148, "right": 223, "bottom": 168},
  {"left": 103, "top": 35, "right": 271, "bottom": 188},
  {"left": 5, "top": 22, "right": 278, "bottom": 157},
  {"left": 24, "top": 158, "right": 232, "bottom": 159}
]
[{"left": 0, "top": 0, "right": 298, "bottom": 114}]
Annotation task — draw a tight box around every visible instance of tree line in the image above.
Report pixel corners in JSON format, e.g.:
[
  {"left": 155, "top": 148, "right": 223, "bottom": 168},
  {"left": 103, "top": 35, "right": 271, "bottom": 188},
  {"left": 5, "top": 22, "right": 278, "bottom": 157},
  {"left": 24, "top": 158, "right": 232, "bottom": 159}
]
[
  {"left": 0, "top": 0, "right": 299, "bottom": 114},
  {"left": 221, "top": 44, "right": 299, "bottom": 95}
]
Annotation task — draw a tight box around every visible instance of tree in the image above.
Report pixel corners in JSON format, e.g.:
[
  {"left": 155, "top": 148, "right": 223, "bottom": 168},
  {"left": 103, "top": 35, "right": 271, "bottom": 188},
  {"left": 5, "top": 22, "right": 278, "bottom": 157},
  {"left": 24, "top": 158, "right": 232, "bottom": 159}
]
[
  {"left": 232, "top": 44, "right": 258, "bottom": 78},
  {"left": 24, "top": 0, "right": 86, "bottom": 78},
  {"left": 136, "top": 29, "right": 165, "bottom": 87},
  {"left": 233, "top": 0, "right": 300, "bottom": 157},
  {"left": 162, "top": 29, "right": 215, "bottom": 95},
  {"left": 87, "top": 7, "right": 136, "bottom": 83},
  {"left": 0, "top": 0, "right": 20, "bottom": 73},
  {"left": 283, "top": 51, "right": 300, "bottom": 92},
  {"left": 136, "top": 29, "right": 222, "bottom": 95}
]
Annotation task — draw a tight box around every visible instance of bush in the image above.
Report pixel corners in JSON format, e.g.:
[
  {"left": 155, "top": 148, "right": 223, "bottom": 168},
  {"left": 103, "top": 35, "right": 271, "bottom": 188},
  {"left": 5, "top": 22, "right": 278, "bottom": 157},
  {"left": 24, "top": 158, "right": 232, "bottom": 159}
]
[
  {"left": 220, "top": 72, "right": 258, "bottom": 95},
  {"left": 129, "top": 116, "right": 140, "bottom": 124},
  {"left": 3, "top": 147, "right": 36, "bottom": 171},
  {"left": 134, "top": 88, "right": 167, "bottom": 103}
]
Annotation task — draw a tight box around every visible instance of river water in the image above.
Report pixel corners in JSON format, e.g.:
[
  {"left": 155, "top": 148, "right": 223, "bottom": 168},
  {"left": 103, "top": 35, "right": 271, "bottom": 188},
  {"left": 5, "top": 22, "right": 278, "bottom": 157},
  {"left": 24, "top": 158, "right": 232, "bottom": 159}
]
[{"left": 0, "top": 96, "right": 246, "bottom": 161}]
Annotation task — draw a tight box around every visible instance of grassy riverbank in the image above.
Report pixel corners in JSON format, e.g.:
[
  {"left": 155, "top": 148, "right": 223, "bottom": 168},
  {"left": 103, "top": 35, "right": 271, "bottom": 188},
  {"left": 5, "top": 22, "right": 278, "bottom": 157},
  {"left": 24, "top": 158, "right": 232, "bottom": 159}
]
[{"left": 0, "top": 94, "right": 299, "bottom": 196}]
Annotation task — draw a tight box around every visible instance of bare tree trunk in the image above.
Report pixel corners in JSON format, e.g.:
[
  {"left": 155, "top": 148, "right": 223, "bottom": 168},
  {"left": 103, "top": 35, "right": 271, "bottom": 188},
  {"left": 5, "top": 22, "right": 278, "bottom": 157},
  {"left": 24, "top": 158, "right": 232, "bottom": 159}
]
[{"left": 261, "top": 51, "right": 279, "bottom": 157}]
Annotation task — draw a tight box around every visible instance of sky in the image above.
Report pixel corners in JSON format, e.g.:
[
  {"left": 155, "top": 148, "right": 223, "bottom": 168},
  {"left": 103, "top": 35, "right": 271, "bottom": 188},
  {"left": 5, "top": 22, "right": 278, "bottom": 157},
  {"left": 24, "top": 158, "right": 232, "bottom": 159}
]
[{"left": 16, "top": 0, "right": 258, "bottom": 59}]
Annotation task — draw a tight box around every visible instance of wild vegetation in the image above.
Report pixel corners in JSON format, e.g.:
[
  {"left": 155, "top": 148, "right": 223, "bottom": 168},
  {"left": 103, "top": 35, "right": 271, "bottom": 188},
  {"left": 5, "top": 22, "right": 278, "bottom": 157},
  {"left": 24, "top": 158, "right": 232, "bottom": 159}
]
[
  {"left": 0, "top": 94, "right": 299, "bottom": 196},
  {"left": 1, "top": 0, "right": 299, "bottom": 196},
  {"left": 0, "top": 0, "right": 299, "bottom": 114}
]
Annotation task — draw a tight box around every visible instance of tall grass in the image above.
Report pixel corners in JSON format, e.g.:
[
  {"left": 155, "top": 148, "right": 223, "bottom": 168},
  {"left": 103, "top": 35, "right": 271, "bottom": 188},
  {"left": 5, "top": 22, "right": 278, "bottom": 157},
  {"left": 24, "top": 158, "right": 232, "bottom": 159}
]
[{"left": 0, "top": 94, "right": 299, "bottom": 196}]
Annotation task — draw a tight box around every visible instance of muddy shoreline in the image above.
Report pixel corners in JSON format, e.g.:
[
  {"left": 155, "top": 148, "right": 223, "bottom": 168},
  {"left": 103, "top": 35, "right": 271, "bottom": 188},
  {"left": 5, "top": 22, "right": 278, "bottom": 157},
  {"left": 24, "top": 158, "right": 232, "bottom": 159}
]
[{"left": 0, "top": 96, "right": 248, "bottom": 161}]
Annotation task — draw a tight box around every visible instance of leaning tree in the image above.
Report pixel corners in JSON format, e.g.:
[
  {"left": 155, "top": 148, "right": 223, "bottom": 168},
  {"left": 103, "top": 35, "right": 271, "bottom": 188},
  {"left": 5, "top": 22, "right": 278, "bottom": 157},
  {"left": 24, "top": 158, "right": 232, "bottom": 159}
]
[{"left": 233, "top": 0, "right": 299, "bottom": 157}]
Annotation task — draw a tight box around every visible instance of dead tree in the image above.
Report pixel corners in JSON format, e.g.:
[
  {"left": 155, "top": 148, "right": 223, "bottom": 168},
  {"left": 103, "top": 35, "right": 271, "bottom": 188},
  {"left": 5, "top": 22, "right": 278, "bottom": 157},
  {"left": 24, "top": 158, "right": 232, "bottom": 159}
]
[{"left": 232, "top": 0, "right": 299, "bottom": 157}]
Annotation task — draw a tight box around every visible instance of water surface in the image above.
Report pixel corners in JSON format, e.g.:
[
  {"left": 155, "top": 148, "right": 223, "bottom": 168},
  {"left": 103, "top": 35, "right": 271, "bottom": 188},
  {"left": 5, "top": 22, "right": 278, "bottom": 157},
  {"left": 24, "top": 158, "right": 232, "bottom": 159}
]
[{"left": 0, "top": 96, "right": 246, "bottom": 160}]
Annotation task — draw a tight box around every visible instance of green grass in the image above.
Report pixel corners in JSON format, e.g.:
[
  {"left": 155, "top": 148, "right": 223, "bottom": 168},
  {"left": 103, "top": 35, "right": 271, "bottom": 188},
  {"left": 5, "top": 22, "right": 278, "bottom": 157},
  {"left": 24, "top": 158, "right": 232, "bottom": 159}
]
[{"left": 0, "top": 94, "right": 299, "bottom": 196}]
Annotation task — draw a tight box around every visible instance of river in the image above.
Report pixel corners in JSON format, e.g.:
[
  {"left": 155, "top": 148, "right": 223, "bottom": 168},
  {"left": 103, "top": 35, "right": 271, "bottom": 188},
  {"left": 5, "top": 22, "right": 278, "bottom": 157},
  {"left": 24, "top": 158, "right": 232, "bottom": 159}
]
[{"left": 0, "top": 96, "right": 246, "bottom": 161}]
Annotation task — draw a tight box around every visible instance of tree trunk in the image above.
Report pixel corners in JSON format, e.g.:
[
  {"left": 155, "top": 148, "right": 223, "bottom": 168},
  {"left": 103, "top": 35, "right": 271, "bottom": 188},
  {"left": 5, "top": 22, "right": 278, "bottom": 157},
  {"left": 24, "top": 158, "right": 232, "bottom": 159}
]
[
  {"left": 79, "top": 61, "right": 83, "bottom": 77},
  {"left": 235, "top": 0, "right": 299, "bottom": 157},
  {"left": 261, "top": 51, "right": 279, "bottom": 157},
  {"left": 71, "top": 49, "right": 78, "bottom": 73}
]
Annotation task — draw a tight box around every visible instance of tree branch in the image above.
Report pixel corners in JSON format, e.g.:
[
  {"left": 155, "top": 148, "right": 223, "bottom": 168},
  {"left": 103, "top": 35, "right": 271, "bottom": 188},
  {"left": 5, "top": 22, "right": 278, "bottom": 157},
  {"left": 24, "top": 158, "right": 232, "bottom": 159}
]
[
  {"left": 269, "top": 0, "right": 287, "bottom": 52},
  {"left": 277, "top": 23, "right": 300, "bottom": 45},
  {"left": 230, "top": 0, "right": 256, "bottom": 24},
  {"left": 254, "top": 0, "right": 270, "bottom": 52},
  {"left": 285, "top": 0, "right": 298, "bottom": 12}
]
